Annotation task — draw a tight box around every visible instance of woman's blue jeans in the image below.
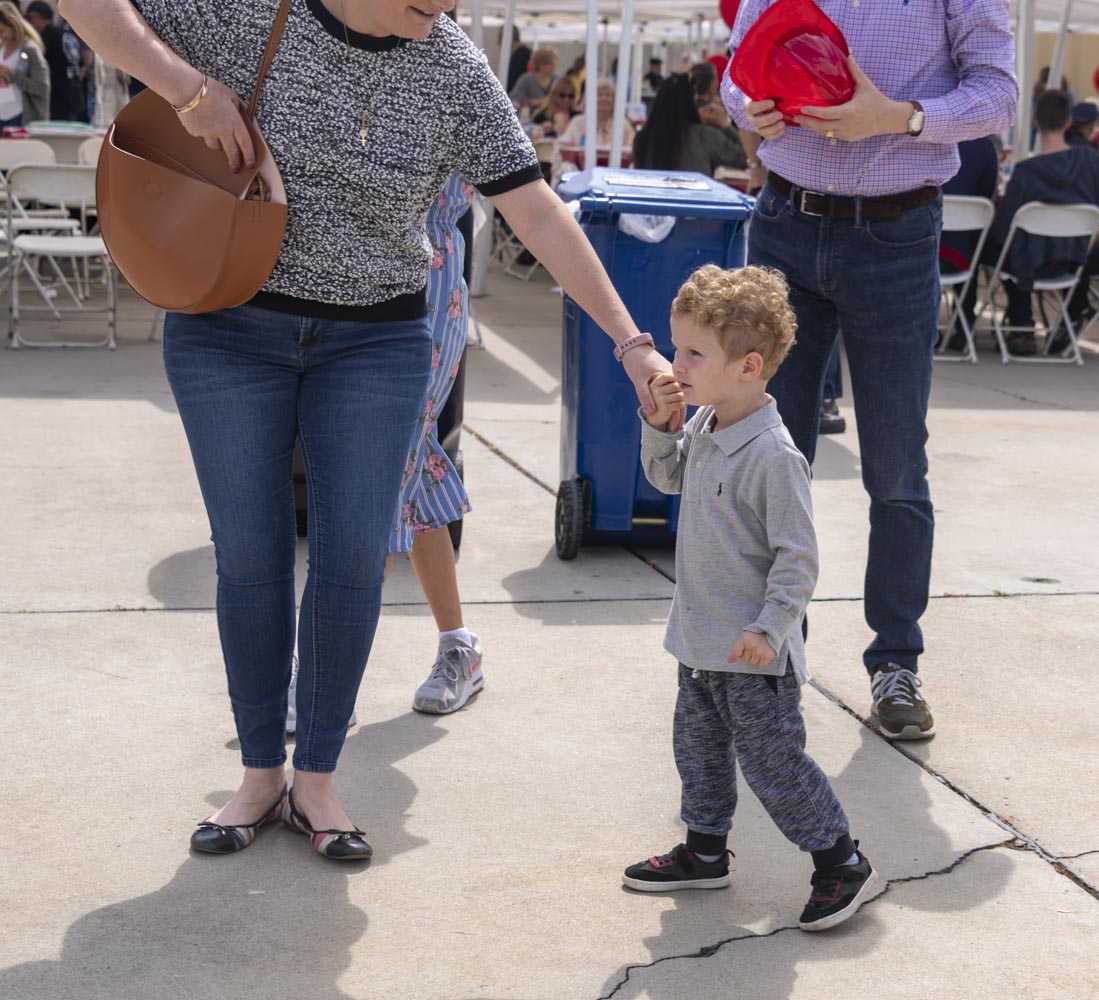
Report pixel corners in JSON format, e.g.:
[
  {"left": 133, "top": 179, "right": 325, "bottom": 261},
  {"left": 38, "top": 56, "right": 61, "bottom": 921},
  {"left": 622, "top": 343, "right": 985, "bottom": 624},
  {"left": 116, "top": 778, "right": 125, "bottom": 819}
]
[
  {"left": 164, "top": 304, "right": 432, "bottom": 772},
  {"left": 748, "top": 182, "right": 942, "bottom": 674}
]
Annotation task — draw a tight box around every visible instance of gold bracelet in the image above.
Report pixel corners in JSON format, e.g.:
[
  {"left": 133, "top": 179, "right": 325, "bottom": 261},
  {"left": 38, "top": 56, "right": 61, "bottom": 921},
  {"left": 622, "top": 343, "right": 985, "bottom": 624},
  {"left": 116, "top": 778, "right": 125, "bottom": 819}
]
[{"left": 172, "top": 74, "right": 208, "bottom": 115}]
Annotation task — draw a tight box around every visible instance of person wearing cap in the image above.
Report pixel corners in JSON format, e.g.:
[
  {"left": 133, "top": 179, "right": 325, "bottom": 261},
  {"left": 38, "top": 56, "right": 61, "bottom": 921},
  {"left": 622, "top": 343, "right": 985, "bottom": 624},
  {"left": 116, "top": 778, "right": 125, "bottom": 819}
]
[
  {"left": 982, "top": 89, "right": 1099, "bottom": 357},
  {"left": 644, "top": 57, "right": 663, "bottom": 94},
  {"left": 1066, "top": 100, "right": 1099, "bottom": 147},
  {"left": 723, "top": 0, "right": 1017, "bottom": 742}
]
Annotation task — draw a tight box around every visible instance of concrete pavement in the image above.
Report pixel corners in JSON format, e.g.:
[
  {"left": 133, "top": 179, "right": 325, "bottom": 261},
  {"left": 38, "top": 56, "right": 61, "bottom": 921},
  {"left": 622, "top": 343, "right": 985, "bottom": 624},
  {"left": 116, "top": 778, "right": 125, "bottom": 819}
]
[{"left": 2, "top": 273, "right": 1097, "bottom": 999}]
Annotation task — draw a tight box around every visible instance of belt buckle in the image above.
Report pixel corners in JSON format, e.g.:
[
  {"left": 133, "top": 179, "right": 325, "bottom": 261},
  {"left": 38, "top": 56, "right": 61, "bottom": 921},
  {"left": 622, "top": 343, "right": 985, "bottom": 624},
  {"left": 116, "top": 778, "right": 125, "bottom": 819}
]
[{"left": 797, "top": 189, "right": 825, "bottom": 218}]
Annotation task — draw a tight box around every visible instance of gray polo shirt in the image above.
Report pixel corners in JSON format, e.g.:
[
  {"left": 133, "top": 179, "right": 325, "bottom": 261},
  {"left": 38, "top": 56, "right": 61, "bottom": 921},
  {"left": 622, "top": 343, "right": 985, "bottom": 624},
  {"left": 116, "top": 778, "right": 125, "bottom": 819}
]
[{"left": 639, "top": 398, "right": 817, "bottom": 682}]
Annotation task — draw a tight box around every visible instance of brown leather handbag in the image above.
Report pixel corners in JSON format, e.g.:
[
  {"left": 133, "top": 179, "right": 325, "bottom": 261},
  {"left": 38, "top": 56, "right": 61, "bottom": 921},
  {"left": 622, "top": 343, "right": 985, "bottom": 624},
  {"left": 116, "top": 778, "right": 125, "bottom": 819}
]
[{"left": 96, "top": 0, "right": 291, "bottom": 314}]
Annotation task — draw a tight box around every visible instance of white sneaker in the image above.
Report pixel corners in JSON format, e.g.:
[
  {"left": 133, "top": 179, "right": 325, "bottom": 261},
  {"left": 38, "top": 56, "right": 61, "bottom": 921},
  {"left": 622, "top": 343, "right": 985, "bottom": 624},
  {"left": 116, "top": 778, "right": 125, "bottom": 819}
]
[
  {"left": 285, "top": 655, "right": 358, "bottom": 736},
  {"left": 412, "top": 633, "right": 484, "bottom": 715}
]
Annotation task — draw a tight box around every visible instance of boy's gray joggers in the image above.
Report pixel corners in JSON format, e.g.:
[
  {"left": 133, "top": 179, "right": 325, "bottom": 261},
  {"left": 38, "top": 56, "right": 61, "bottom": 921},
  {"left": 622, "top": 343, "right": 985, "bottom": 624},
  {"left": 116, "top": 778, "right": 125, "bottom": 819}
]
[{"left": 674, "top": 665, "right": 850, "bottom": 854}]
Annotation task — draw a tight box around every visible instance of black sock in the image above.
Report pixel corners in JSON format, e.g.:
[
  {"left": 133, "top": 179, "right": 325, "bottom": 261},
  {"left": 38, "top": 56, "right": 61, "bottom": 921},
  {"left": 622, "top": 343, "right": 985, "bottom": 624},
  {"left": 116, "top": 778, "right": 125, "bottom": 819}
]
[
  {"left": 686, "top": 829, "right": 728, "bottom": 858},
  {"left": 811, "top": 833, "right": 856, "bottom": 871}
]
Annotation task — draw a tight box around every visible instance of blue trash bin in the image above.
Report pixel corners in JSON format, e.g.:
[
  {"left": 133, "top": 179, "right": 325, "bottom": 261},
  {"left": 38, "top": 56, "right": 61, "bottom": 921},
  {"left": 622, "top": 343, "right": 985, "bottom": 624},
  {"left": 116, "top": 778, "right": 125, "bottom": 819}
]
[{"left": 555, "top": 168, "right": 754, "bottom": 559}]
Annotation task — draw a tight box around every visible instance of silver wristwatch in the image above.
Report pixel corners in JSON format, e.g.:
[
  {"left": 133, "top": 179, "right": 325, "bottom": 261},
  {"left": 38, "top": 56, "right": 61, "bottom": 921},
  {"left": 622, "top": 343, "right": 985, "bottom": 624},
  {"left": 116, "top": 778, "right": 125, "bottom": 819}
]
[{"left": 906, "top": 101, "right": 925, "bottom": 137}]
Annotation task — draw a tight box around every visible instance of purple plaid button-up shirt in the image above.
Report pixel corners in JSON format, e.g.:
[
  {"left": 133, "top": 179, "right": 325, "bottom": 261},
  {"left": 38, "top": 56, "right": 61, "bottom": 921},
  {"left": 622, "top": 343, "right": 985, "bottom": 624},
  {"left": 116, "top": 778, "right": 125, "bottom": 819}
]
[{"left": 722, "top": 0, "right": 1018, "bottom": 197}]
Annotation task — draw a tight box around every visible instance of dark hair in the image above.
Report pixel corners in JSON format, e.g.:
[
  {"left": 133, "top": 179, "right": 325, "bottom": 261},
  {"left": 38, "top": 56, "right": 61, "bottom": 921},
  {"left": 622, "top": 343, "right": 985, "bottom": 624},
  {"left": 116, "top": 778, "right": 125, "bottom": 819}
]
[
  {"left": 632, "top": 74, "right": 700, "bottom": 171},
  {"left": 1035, "top": 89, "right": 1072, "bottom": 133},
  {"left": 689, "top": 62, "right": 717, "bottom": 99},
  {"left": 1033, "top": 66, "right": 1069, "bottom": 102}
]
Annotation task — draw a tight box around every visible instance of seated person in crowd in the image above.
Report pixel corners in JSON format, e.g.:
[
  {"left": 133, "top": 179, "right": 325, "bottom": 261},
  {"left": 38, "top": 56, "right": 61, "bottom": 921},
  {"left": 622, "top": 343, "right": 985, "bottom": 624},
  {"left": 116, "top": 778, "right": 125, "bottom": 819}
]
[
  {"left": 939, "top": 135, "right": 999, "bottom": 349},
  {"left": 644, "top": 57, "right": 664, "bottom": 94},
  {"left": 532, "top": 75, "right": 578, "bottom": 137},
  {"left": 508, "top": 46, "right": 558, "bottom": 117},
  {"left": 632, "top": 73, "right": 745, "bottom": 175},
  {"left": 551, "top": 78, "right": 635, "bottom": 187},
  {"left": 1065, "top": 101, "right": 1099, "bottom": 147},
  {"left": 690, "top": 61, "right": 718, "bottom": 105},
  {"left": 984, "top": 89, "right": 1099, "bottom": 356}
]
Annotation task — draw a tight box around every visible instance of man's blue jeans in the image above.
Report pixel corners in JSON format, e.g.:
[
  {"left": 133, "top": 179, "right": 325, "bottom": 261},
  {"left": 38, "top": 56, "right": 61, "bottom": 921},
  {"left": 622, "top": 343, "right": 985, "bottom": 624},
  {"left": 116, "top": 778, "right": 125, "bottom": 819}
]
[
  {"left": 748, "top": 182, "right": 942, "bottom": 673},
  {"left": 164, "top": 304, "right": 432, "bottom": 772}
]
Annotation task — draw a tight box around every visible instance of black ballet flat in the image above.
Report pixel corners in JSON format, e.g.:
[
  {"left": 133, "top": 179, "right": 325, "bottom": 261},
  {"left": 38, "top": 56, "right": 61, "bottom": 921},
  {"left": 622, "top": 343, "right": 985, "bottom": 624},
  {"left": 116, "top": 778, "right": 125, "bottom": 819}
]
[
  {"left": 282, "top": 788, "right": 373, "bottom": 861},
  {"left": 190, "top": 786, "right": 288, "bottom": 854}
]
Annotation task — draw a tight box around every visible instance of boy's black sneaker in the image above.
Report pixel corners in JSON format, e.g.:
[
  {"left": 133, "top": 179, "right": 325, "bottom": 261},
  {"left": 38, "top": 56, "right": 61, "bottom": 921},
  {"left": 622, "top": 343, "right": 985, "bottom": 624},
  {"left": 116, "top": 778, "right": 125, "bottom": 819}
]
[
  {"left": 798, "top": 851, "right": 879, "bottom": 931},
  {"left": 623, "top": 843, "right": 732, "bottom": 892}
]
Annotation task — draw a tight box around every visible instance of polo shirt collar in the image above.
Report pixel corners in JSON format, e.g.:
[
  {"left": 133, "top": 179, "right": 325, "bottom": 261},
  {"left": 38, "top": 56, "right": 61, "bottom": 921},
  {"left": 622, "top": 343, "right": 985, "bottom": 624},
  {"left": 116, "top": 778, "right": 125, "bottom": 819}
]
[{"left": 702, "top": 397, "right": 782, "bottom": 456}]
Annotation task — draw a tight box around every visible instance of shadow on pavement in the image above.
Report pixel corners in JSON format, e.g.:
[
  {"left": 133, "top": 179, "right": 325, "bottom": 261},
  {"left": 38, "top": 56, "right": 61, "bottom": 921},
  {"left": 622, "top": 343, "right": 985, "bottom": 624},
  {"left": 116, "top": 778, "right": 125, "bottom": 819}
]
[
  {"left": 599, "top": 725, "right": 1012, "bottom": 1000},
  {"left": 0, "top": 712, "right": 448, "bottom": 1000}
]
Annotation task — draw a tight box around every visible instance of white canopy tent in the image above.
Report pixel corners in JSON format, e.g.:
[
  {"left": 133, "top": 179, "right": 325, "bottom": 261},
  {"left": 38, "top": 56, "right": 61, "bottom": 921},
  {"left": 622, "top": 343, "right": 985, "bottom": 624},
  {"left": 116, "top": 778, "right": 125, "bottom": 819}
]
[
  {"left": 464, "top": 1, "right": 1099, "bottom": 161},
  {"left": 463, "top": 0, "right": 1099, "bottom": 291}
]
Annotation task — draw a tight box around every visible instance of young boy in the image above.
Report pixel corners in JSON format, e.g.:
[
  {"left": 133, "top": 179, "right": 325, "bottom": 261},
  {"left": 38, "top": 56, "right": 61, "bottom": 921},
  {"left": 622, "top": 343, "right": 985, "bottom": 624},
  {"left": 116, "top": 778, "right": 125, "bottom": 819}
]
[{"left": 623, "top": 265, "right": 878, "bottom": 932}]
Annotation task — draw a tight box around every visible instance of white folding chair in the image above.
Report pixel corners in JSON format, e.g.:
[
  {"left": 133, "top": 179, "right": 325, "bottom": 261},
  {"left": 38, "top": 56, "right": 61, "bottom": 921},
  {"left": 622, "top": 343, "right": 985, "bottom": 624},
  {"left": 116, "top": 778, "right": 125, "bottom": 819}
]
[
  {"left": 78, "top": 136, "right": 104, "bottom": 165},
  {"left": 0, "top": 139, "right": 69, "bottom": 223},
  {"left": 0, "top": 139, "right": 82, "bottom": 304},
  {"left": 976, "top": 201, "right": 1099, "bottom": 365},
  {"left": 6, "top": 164, "right": 116, "bottom": 349},
  {"left": 936, "top": 195, "right": 995, "bottom": 364}
]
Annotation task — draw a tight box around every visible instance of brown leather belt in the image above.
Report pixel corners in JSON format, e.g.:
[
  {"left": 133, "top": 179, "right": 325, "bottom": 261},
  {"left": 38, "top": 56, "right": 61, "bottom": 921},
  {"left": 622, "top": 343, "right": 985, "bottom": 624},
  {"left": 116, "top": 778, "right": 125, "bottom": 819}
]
[{"left": 768, "top": 172, "right": 939, "bottom": 222}]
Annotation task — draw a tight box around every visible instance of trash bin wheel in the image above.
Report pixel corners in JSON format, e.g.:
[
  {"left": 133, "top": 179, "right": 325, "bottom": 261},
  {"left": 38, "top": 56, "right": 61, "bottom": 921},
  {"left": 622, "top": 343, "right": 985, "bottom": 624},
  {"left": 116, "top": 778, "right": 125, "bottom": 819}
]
[
  {"left": 555, "top": 478, "right": 589, "bottom": 560},
  {"left": 447, "top": 450, "right": 464, "bottom": 551}
]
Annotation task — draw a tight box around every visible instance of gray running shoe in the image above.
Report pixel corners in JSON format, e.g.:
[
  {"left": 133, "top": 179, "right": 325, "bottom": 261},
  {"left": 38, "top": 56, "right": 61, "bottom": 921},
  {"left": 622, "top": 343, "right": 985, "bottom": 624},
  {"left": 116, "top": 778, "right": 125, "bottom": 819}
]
[
  {"left": 413, "top": 633, "right": 484, "bottom": 715},
  {"left": 286, "top": 655, "right": 358, "bottom": 736},
  {"left": 871, "top": 663, "right": 934, "bottom": 740}
]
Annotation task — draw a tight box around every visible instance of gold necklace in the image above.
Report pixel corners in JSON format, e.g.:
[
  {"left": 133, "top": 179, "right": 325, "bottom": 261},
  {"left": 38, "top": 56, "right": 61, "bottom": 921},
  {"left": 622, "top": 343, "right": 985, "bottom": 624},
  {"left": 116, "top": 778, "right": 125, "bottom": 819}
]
[{"left": 339, "top": 0, "right": 402, "bottom": 148}]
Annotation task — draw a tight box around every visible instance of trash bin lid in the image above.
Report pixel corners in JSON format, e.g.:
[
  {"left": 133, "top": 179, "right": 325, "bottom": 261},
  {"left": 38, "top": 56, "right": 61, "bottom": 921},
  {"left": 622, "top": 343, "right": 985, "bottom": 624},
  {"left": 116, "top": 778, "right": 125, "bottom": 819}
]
[{"left": 558, "top": 168, "right": 753, "bottom": 220}]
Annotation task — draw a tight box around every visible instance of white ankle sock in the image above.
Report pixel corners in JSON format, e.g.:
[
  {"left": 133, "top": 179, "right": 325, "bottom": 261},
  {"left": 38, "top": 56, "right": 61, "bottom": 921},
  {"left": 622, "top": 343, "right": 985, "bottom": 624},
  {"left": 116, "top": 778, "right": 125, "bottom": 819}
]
[
  {"left": 840, "top": 851, "right": 860, "bottom": 866},
  {"left": 694, "top": 851, "right": 723, "bottom": 864},
  {"left": 439, "top": 627, "right": 473, "bottom": 647}
]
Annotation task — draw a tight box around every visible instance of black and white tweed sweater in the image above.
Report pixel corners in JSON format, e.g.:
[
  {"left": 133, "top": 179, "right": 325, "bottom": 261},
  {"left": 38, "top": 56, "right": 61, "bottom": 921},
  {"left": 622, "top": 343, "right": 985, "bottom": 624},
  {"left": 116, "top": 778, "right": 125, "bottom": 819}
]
[{"left": 133, "top": 0, "right": 541, "bottom": 319}]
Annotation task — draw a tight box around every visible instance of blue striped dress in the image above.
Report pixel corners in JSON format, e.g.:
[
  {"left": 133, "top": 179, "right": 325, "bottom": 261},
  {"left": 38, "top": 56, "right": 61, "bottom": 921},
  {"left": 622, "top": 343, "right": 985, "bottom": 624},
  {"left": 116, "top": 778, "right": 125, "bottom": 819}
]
[{"left": 389, "top": 173, "right": 473, "bottom": 553}]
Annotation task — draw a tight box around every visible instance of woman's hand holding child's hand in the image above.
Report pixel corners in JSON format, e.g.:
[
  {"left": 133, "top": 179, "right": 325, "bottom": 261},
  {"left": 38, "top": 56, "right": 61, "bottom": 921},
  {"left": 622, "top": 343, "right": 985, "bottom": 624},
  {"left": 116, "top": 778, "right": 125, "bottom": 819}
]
[
  {"left": 727, "top": 631, "right": 776, "bottom": 668},
  {"left": 645, "top": 373, "right": 686, "bottom": 430}
]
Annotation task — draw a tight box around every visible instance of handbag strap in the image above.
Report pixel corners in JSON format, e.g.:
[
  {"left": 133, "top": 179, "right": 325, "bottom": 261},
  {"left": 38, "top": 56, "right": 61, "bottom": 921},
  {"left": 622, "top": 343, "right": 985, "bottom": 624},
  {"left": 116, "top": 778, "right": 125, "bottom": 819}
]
[{"left": 246, "top": 0, "right": 293, "bottom": 120}]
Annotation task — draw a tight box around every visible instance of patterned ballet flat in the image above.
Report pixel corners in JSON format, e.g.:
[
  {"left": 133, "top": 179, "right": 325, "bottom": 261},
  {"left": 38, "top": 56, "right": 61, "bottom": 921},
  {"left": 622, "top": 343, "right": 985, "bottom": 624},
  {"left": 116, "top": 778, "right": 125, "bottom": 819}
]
[
  {"left": 282, "top": 788, "right": 373, "bottom": 861},
  {"left": 190, "top": 786, "right": 287, "bottom": 855}
]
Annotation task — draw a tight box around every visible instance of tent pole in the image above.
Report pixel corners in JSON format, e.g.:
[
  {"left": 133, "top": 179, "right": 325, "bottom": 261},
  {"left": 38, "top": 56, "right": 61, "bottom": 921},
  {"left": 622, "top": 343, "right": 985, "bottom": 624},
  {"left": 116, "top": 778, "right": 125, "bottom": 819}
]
[
  {"left": 610, "top": 0, "right": 636, "bottom": 168},
  {"left": 495, "top": 0, "right": 517, "bottom": 85},
  {"left": 585, "top": 0, "right": 599, "bottom": 170},
  {"left": 1049, "top": 0, "right": 1074, "bottom": 103},
  {"left": 631, "top": 20, "right": 645, "bottom": 117},
  {"left": 1013, "top": 0, "right": 1035, "bottom": 162},
  {"left": 470, "top": 0, "right": 484, "bottom": 50}
]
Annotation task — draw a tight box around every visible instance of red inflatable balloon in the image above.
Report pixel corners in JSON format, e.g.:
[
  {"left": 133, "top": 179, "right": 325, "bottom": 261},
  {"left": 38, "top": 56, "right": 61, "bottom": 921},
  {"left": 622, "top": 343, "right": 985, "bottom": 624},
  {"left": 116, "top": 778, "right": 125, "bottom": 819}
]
[
  {"left": 1093, "top": 65, "right": 1099, "bottom": 95},
  {"left": 729, "top": 0, "right": 856, "bottom": 123},
  {"left": 707, "top": 53, "right": 729, "bottom": 83},
  {"left": 720, "top": 0, "right": 741, "bottom": 30}
]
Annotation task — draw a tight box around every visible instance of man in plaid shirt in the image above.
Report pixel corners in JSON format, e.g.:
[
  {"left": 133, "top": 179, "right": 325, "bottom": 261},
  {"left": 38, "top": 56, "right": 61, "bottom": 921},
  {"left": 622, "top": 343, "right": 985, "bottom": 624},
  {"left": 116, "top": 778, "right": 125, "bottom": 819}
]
[{"left": 723, "top": 0, "right": 1017, "bottom": 741}]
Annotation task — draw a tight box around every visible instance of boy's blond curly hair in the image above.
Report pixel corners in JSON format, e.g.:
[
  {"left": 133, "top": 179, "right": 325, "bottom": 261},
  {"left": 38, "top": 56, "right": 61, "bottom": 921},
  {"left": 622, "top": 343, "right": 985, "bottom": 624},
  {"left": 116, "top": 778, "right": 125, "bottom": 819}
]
[{"left": 671, "top": 265, "right": 797, "bottom": 379}]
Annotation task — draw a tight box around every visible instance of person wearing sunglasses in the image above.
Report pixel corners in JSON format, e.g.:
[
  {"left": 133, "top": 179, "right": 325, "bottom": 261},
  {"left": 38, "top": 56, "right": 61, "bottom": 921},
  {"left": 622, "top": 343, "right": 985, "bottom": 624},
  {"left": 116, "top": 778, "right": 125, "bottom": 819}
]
[{"left": 532, "top": 75, "right": 577, "bottom": 138}]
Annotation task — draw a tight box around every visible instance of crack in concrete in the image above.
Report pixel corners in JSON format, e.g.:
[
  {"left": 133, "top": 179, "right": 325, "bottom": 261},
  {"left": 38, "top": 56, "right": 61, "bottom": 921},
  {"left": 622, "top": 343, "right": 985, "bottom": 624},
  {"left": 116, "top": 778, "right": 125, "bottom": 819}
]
[
  {"left": 596, "top": 841, "right": 1009, "bottom": 1000},
  {"left": 5, "top": 591, "right": 1099, "bottom": 619},
  {"left": 624, "top": 547, "right": 676, "bottom": 584},
  {"left": 808, "top": 679, "right": 1099, "bottom": 905},
  {"left": 461, "top": 424, "right": 557, "bottom": 495},
  {"left": 1057, "top": 849, "right": 1099, "bottom": 861},
  {"left": 934, "top": 367, "right": 1097, "bottom": 411}
]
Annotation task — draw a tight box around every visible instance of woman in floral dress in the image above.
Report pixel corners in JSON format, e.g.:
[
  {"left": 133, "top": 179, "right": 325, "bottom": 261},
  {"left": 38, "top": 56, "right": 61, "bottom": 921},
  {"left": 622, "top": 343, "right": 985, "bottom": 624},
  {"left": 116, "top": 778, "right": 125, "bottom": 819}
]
[{"left": 390, "top": 172, "right": 484, "bottom": 715}]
